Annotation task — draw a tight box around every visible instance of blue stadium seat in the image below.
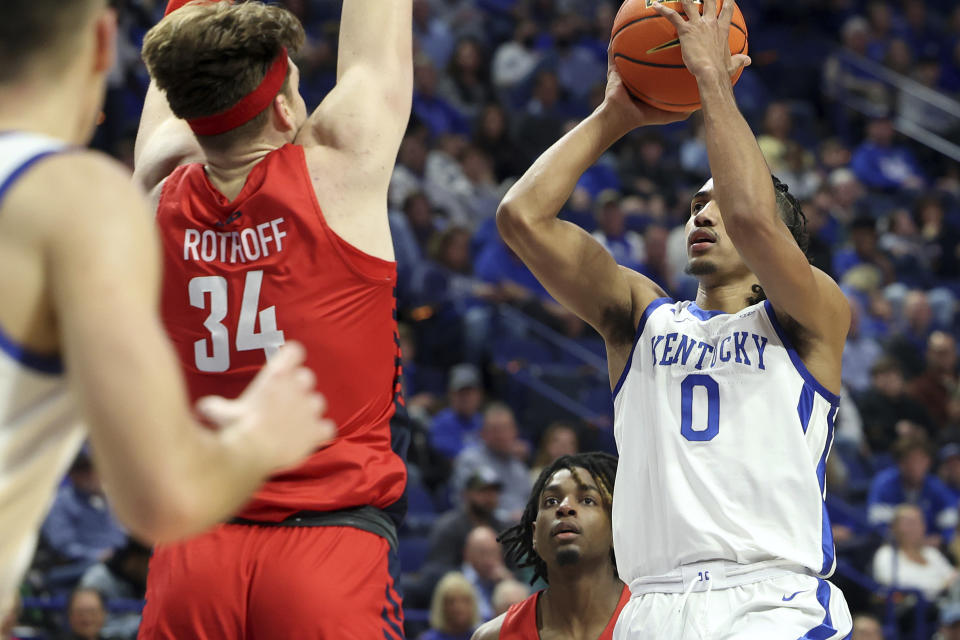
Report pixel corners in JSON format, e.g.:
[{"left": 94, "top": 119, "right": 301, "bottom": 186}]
[{"left": 397, "top": 536, "right": 431, "bottom": 575}]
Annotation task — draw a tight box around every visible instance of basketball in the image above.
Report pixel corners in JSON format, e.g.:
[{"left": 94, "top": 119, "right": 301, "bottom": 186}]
[{"left": 610, "top": 0, "right": 748, "bottom": 112}]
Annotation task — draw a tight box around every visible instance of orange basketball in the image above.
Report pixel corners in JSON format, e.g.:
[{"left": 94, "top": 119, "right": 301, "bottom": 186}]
[{"left": 610, "top": 0, "right": 748, "bottom": 112}]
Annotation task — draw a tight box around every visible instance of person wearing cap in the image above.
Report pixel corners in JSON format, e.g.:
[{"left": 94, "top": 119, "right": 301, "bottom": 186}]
[
  {"left": 452, "top": 404, "right": 533, "bottom": 525},
  {"left": 431, "top": 364, "right": 486, "bottom": 459},
  {"left": 868, "top": 436, "right": 959, "bottom": 545},
  {"left": 425, "top": 467, "right": 507, "bottom": 575}
]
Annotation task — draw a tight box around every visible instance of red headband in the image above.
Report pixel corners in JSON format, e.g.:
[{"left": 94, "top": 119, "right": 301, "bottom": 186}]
[{"left": 187, "top": 49, "right": 290, "bottom": 137}]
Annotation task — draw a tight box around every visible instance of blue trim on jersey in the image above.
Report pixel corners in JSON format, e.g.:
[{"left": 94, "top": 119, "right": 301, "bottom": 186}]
[
  {"left": 686, "top": 302, "right": 727, "bottom": 320},
  {"left": 762, "top": 300, "right": 840, "bottom": 405},
  {"left": 797, "top": 383, "right": 815, "bottom": 434},
  {"left": 818, "top": 403, "right": 839, "bottom": 575},
  {"left": 611, "top": 297, "right": 673, "bottom": 400},
  {"left": 0, "top": 150, "right": 62, "bottom": 210},
  {"left": 0, "top": 323, "right": 63, "bottom": 375},
  {"left": 797, "top": 579, "right": 836, "bottom": 639}
]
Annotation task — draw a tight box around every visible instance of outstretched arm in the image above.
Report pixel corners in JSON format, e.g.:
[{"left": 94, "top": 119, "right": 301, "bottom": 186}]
[
  {"left": 654, "top": 0, "right": 849, "bottom": 359},
  {"left": 297, "top": 0, "right": 413, "bottom": 185},
  {"left": 497, "top": 60, "right": 684, "bottom": 342}
]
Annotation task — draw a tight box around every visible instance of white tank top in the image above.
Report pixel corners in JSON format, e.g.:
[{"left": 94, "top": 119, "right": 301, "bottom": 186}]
[
  {"left": 612, "top": 298, "right": 838, "bottom": 583},
  {"left": 0, "top": 132, "right": 85, "bottom": 613}
]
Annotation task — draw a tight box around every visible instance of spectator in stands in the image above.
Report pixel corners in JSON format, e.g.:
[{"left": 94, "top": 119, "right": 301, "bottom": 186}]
[
  {"left": 851, "top": 115, "right": 925, "bottom": 191},
  {"left": 412, "top": 0, "right": 455, "bottom": 68},
  {"left": 617, "top": 131, "right": 678, "bottom": 198},
  {"left": 473, "top": 103, "right": 525, "bottom": 183},
  {"left": 79, "top": 539, "right": 150, "bottom": 640},
  {"left": 591, "top": 191, "right": 644, "bottom": 271},
  {"left": 887, "top": 289, "right": 940, "bottom": 378},
  {"left": 530, "top": 422, "right": 580, "bottom": 480},
  {"left": 420, "top": 572, "right": 480, "bottom": 640},
  {"left": 832, "top": 215, "right": 895, "bottom": 285},
  {"left": 453, "top": 404, "right": 532, "bottom": 523},
  {"left": 879, "top": 208, "right": 930, "bottom": 287},
  {"left": 413, "top": 54, "right": 470, "bottom": 138},
  {"left": 909, "top": 332, "right": 959, "bottom": 429},
  {"left": 850, "top": 613, "right": 884, "bottom": 640},
  {"left": 42, "top": 452, "right": 126, "bottom": 569},
  {"left": 940, "top": 444, "right": 960, "bottom": 501},
  {"left": 873, "top": 504, "right": 958, "bottom": 601},
  {"left": 490, "top": 579, "right": 529, "bottom": 617},
  {"left": 491, "top": 20, "right": 540, "bottom": 92},
  {"left": 431, "top": 364, "right": 485, "bottom": 459},
  {"left": 843, "top": 295, "right": 884, "bottom": 394},
  {"left": 439, "top": 37, "right": 491, "bottom": 123},
  {"left": 390, "top": 127, "right": 431, "bottom": 210},
  {"left": 461, "top": 526, "right": 512, "bottom": 622},
  {"left": 757, "top": 102, "right": 795, "bottom": 173},
  {"left": 516, "top": 70, "right": 567, "bottom": 166},
  {"left": 915, "top": 196, "right": 960, "bottom": 283},
  {"left": 936, "top": 603, "right": 960, "bottom": 640},
  {"left": 425, "top": 466, "right": 506, "bottom": 572},
  {"left": 858, "top": 357, "right": 934, "bottom": 452},
  {"left": 868, "top": 436, "right": 958, "bottom": 543},
  {"left": 63, "top": 588, "right": 111, "bottom": 640}
]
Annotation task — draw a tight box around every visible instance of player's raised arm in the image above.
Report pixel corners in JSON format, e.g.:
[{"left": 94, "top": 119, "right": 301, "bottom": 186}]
[
  {"left": 41, "top": 154, "right": 334, "bottom": 543},
  {"left": 497, "top": 58, "right": 684, "bottom": 341},
  {"left": 297, "top": 0, "right": 413, "bottom": 177},
  {"left": 132, "top": 0, "right": 209, "bottom": 197},
  {"left": 654, "top": 0, "right": 850, "bottom": 351}
]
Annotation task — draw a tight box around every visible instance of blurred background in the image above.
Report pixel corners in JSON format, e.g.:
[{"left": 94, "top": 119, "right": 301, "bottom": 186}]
[{"left": 6, "top": 0, "right": 960, "bottom": 638}]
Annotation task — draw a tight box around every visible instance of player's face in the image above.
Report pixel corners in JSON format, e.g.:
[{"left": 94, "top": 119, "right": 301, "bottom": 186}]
[
  {"left": 684, "top": 179, "right": 751, "bottom": 282},
  {"left": 532, "top": 467, "right": 612, "bottom": 570}
]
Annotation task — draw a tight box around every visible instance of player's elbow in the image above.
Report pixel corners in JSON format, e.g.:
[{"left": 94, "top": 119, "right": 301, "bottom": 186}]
[{"left": 496, "top": 198, "right": 534, "bottom": 245}]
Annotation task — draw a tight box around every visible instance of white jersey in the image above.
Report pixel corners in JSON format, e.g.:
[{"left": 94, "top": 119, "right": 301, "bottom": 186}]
[
  {"left": 612, "top": 298, "right": 839, "bottom": 584},
  {"left": 0, "top": 132, "right": 85, "bottom": 613}
]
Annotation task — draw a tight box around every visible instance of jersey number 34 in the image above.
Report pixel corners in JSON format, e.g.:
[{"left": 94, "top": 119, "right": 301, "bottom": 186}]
[{"left": 189, "top": 270, "right": 285, "bottom": 372}]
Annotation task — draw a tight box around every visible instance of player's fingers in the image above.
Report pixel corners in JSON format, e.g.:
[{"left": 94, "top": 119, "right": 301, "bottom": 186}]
[
  {"left": 195, "top": 395, "right": 238, "bottom": 423},
  {"left": 315, "top": 419, "right": 338, "bottom": 448},
  {"left": 293, "top": 366, "right": 316, "bottom": 391},
  {"left": 729, "top": 54, "right": 751, "bottom": 76},
  {"left": 678, "top": 0, "right": 700, "bottom": 22},
  {"left": 651, "top": 1, "right": 686, "bottom": 30},
  {"left": 719, "top": 0, "right": 736, "bottom": 28},
  {"left": 703, "top": 0, "right": 717, "bottom": 22},
  {"left": 313, "top": 391, "right": 327, "bottom": 417}
]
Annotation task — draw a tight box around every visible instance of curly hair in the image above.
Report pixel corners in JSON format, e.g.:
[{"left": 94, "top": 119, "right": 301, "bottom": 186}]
[
  {"left": 745, "top": 175, "right": 810, "bottom": 306},
  {"left": 498, "top": 452, "right": 618, "bottom": 586}
]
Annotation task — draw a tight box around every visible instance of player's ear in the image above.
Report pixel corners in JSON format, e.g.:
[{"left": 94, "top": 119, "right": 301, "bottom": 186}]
[
  {"left": 92, "top": 8, "right": 118, "bottom": 75},
  {"left": 273, "top": 94, "right": 296, "bottom": 133}
]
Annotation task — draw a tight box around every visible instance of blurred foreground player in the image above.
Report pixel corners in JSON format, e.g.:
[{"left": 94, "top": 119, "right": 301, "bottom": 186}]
[
  {"left": 133, "top": 0, "right": 413, "bottom": 637},
  {"left": 498, "top": 0, "right": 853, "bottom": 636},
  {"left": 0, "top": 0, "right": 333, "bottom": 619},
  {"left": 473, "top": 453, "right": 628, "bottom": 639}
]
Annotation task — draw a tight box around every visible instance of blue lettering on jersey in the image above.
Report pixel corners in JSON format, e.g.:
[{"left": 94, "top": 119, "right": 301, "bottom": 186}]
[{"left": 652, "top": 331, "right": 770, "bottom": 373}]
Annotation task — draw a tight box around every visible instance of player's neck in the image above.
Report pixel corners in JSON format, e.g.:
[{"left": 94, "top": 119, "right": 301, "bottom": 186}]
[
  {"left": 203, "top": 140, "right": 287, "bottom": 202},
  {"left": 694, "top": 275, "right": 761, "bottom": 314},
  {"left": 539, "top": 564, "right": 621, "bottom": 633},
  {"left": 0, "top": 78, "right": 93, "bottom": 145}
]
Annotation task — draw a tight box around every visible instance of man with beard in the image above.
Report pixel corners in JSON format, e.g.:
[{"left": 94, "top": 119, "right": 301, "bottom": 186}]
[{"left": 472, "top": 453, "right": 628, "bottom": 639}]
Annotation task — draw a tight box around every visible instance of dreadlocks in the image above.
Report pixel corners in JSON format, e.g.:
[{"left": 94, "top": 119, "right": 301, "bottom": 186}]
[
  {"left": 745, "top": 175, "right": 811, "bottom": 306},
  {"left": 498, "top": 452, "right": 618, "bottom": 586}
]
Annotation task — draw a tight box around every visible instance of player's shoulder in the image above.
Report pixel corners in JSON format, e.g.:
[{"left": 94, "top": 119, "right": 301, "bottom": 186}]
[{"left": 471, "top": 612, "right": 506, "bottom": 640}]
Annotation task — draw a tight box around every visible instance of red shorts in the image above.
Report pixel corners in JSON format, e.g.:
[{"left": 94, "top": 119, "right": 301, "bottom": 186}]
[{"left": 138, "top": 524, "right": 405, "bottom": 639}]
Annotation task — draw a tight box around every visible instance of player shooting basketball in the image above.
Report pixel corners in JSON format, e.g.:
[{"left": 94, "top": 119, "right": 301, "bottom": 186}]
[
  {"left": 0, "top": 0, "right": 333, "bottom": 619},
  {"left": 132, "top": 0, "right": 412, "bottom": 637},
  {"left": 472, "top": 453, "right": 629, "bottom": 640},
  {"left": 497, "top": 0, "right": 853, "bottom": 636}
]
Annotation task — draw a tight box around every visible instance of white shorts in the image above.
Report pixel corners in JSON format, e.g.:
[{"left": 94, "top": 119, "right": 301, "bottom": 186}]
[{"left": 613, "top": 562, "right": 852, "bottom": 640}]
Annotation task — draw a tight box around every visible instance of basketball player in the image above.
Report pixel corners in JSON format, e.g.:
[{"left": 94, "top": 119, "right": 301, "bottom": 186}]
[
  {"left": 496, "top": 0, "right": 853, "bottom": 636},
  {"left": 473, "top": 453, "right": 628, "bottom": 640},
  {"left": 0, "top": 0, "right": 334, "bottom": 620},
  {"left": 132, "top": 0, "right": 412, "bottom": 637}
]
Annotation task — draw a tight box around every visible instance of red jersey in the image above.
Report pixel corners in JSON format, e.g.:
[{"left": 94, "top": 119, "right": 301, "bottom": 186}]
[
  {"left": 499, "top": 585, "right": 630, "bottom": 639},
  {"left": 156, "top": 144, "right": 406, "bottom": 521}
]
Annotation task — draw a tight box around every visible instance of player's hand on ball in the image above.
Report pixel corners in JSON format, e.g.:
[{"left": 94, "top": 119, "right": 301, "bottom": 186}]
[
  {"left": 197, "top": 341, "right": 337, "bottom": 473},
  {"left": 602, "top": 50, "right": 692, "bottom": 129},
  {"left": 652, "top": 0, "right": 751, "bottom": 81}
]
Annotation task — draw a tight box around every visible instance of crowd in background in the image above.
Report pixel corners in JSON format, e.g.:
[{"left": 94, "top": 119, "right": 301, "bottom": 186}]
[{"left": 8, "top": 0, "right": 960, "bottom": 638}]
